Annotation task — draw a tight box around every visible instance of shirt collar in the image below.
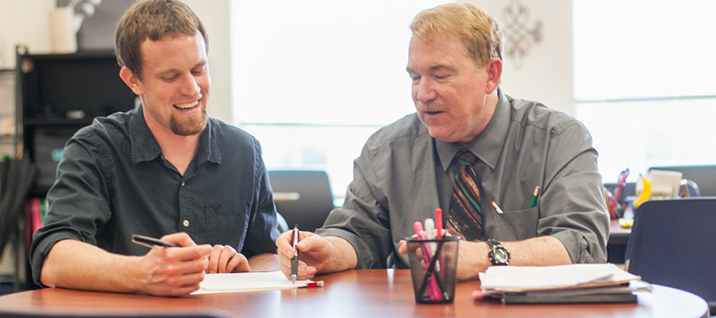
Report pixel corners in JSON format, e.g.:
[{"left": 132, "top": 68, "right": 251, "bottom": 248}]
[
  {"left": 129, "top": 106, "right": 221, "bottom": 166},
  {"left": 435, "top": 88, "right": 510, "bottom": 171}
]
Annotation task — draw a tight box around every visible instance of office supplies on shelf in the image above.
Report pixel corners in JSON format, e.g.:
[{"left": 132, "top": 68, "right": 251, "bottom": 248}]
[
  {"left": 291, "top": 225, "right": 299, "bottom": 284},
  {"left": 633, "top": 174, "right": 651, "bottom": 208},
  {"left": 131, "top": 234, "right": 180, "bottom": 249},
  {"left": 192, "top": 271, "right": 322, "bottom": 295},
  {"left": 648, "top": 169, "right": 682, "bottom": 199},
  {"left": 607, "top": 169, "right": 629, "bottom": 218}
]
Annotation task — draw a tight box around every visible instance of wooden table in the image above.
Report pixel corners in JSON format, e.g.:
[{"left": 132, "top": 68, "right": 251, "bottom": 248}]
[{"left": 0, "top": 270, "right": 708, "bottom": 318}]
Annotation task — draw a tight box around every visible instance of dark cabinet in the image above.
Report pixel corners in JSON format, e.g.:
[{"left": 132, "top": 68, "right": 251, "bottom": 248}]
[
  {"left": 14, "top": 49, "right": 136, "bottom": 290},
  {"left": 16, "top": 49, "right": 136, "bottom": 195}
]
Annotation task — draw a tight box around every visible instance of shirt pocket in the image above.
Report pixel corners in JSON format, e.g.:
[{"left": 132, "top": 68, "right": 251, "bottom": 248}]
[
  {"left": 205, "top": 201, "right": 250, "bottom": 247},
  {"left": 487, "top": 207, "right": 540, "bottom": 241}
]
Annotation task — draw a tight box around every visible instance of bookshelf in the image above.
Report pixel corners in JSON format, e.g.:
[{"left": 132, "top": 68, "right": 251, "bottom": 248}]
[{"left": 5, "top": 48, "right": 135, "bottom": 291}]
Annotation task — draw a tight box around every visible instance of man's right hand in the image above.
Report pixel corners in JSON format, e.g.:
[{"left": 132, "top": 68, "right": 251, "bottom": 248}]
[
  {"left": 134, "top": 232, "right": 212, "bottom": 296},
  {"left": 275, "top": 230, "right": 356, "bottom": 280}
]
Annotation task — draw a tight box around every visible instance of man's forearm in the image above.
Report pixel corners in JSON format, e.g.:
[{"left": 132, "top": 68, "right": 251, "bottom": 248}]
[
  {"left": 459, "top": 236, "right": 572, "bottom": 280},
  {"left": 503, "top": 236, "right": 572, "bottom": 266},
  {"left": 41, "top": 239, "right": 142, "bottom": 293}
]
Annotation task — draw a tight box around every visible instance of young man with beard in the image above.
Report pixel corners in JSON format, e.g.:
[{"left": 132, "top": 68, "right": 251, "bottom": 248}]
[{"left": 30, "top": 0, "right": 278, "bottom": 296}]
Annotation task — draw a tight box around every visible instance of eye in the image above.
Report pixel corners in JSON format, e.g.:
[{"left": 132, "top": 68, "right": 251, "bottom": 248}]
[
  {"left": 162, "top": 74, "right": 179, "bottom": 81},
  {"left": 192, "top": 65, "right": 207, "bottom": 75}
]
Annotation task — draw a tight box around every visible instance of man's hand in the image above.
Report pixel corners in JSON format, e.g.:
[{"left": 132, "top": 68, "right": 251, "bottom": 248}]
[
  {"left": 207, "top": 244, "right": 250, "bottom": 273},
  {"left": 135, "top": 232, "right": 212, "bottom": 296},
  {"left": 275, "top": 230, "right": 356, "bottom": 280}
]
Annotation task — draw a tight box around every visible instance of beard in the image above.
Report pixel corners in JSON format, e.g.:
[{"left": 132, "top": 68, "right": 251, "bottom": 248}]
[{"left": 169, "top": 107, "right": 208, "bottom": 136}]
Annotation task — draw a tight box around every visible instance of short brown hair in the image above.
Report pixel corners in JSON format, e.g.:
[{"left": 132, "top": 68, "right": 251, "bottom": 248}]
[
  {"left": 410, "top": 3, "right": 503, "bottom": 67},
  {"left": 115, "top": 0, "right": 208, "bottom": 79}
]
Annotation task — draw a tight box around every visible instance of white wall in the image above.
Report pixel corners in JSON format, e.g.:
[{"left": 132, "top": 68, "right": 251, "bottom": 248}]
[
  {"left": 459, "top": 0, "right": 574, "bottom": 115},
  {"left": 0, "top": 0, "right": 232, "bottom": 123}
]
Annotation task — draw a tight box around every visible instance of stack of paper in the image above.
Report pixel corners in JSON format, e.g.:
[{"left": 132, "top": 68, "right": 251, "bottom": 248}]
[
  {"left": 191, "top": 271, "right": 322, "bottom": 295},
  {"left": 475, "top": 264, "right": 651, "bottom": 304}
]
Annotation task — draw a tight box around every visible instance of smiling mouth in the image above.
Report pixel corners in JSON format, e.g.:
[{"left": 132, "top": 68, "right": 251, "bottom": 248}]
[{"left": 174, "top": 100, "right": 199, "bottom": 110}]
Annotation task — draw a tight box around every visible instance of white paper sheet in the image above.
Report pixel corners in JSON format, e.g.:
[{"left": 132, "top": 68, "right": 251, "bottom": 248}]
[
  {"left": 191, "top": 271, "right": 315, "bottom": 295},
  {"left": 479, "top": 263, "right": 640, "bottom": 293}
]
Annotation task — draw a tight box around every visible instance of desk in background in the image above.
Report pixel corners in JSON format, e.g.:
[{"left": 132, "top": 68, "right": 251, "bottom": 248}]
[
  {"left": 608, "top": 219, "right": 631, "bottom": 264},
  {"left": 0, "top": 269, "right": 708, "bottom": 318}
]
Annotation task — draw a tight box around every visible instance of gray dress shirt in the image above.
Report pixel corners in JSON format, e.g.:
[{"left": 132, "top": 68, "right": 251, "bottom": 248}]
[
  {"left": 30, "top": 107, "right": 278, "bottom": 286},
  {"left": 317, "top": 89, "right": 609, "bottom": 269}
]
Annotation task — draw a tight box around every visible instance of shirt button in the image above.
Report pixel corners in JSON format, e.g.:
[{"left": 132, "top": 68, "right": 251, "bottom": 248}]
[
  {"left": 181, "top": 182, "right": 185, "bottom": 186},
  {"left": 183, "top": 220, "right": 190, "bottom": 227}
]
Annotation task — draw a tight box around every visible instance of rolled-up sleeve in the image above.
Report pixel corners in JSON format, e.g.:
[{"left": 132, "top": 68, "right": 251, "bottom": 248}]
[
  {"left": 539, "top": 120, "right": 609, "bottom": 263},
  {"left": 316, "top": 140, "right": 393, "bottom": 269},
  {"left": 30, "top": 130, "right": 113, "bottom": 286}
]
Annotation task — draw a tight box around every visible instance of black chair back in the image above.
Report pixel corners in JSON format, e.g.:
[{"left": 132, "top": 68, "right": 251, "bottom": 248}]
[
  {"left": 626, "top": 198, "right": 716, "bottom": 312},
  {"left": 268, "top": 170, "right": 335, "bottom": 232}
]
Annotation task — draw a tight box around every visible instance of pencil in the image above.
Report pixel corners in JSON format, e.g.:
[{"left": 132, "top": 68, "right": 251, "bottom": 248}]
[
  {"left": 491, "top": 201, "right": 504, "bottom": 214},
  {"left": 529, "top": 186, "right": 540, "bottom": 209}
]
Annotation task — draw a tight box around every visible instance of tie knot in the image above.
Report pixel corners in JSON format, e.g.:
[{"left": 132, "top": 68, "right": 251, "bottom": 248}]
[{"left": 456, "top": 150, "right": 477, "bottom": 166}]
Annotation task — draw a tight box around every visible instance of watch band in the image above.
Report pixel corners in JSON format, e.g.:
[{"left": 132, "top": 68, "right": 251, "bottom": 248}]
[{"left": 486, "top": 239, "right": 510, "bottom": 266}]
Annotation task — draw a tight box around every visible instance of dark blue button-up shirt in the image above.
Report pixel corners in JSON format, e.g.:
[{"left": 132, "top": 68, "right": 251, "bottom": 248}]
[{"left": 30, "top": 107, "right": 278, "bottom": 285}]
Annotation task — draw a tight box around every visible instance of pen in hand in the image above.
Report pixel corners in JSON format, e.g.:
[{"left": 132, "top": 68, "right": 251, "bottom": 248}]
[
  {"left": 291, "top": 225, "right": 299, "bottom": 284},
  {"left": 131, "top": 234, "right": 180, "bottom": 249}
]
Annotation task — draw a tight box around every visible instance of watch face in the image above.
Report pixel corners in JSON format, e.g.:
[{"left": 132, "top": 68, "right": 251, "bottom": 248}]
[{"left": 495, "top": 249, "right": 509, "bottom": 263}]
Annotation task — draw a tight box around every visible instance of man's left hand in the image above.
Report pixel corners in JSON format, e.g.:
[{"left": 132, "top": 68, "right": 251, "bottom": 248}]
[{"left": 207, "top": 244, "right": 250, "bottom": 273}]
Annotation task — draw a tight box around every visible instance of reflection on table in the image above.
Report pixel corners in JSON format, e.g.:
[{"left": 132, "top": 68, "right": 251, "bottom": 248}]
[{"left": 0, "top": 269, "right": 708, "bottom": 318}]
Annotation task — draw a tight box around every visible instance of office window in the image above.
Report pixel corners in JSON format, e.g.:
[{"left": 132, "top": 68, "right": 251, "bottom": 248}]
[
  {"left": 573, "top": 1, "right": 716, "bottom": 183},
  {"left": 231, "top": 0, "right": 450, "bottom": 201}
]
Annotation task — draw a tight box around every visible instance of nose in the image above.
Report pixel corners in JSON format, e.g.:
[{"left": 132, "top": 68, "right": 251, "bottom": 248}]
[
  {"left": 178, "top": 74, "right": 201, "bottom": 97},
  {"left": 414, "top": 78, "right": 436, "bottom": 103}
]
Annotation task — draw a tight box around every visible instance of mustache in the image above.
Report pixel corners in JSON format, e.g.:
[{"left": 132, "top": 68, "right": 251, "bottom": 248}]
[{"left": 416, "top": 100, "right": 448, "bottom": 113}]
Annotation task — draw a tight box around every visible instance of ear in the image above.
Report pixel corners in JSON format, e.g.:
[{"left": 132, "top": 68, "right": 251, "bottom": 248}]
[
  {"left": 484, "top": 57, "right": 503, "bottom": 94},
  {"left": 119, "top": 66, "right": 143, "bottom": 96}
]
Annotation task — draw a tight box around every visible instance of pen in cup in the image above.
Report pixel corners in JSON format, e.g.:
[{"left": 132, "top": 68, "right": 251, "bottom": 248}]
[
  {"left": 529, "top": 186, "right": 540, "bottom": 208},
  {"left": 291, "top": 225, "right": 299, "bottom": 284},
  {"left": 413, "top": 221, "right": 442, "bottom": 301},
  {"left": 435, "top": 208, "right": 443, "bottom": 239}
]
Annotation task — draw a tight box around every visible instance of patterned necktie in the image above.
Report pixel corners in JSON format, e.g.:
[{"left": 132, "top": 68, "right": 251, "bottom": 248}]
[{"left": 447, "top": 150, "right": 483, "bottom": 241}]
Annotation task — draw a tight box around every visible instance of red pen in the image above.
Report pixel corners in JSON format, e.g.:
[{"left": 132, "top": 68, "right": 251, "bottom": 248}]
[
  {"left": 435, "top": 208, "right": 443, "bottom": 239},
  {"left": 302, "top": 281, "right": 325, "bottom": 288}
]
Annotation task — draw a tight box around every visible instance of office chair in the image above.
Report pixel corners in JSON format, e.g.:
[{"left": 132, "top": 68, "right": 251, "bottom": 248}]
[
  {"left": 625, "top": 198, "right": 716, "bottom": 312},
  {"left": 268, "top": 170, "right": 335, "bottom": 232}
]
